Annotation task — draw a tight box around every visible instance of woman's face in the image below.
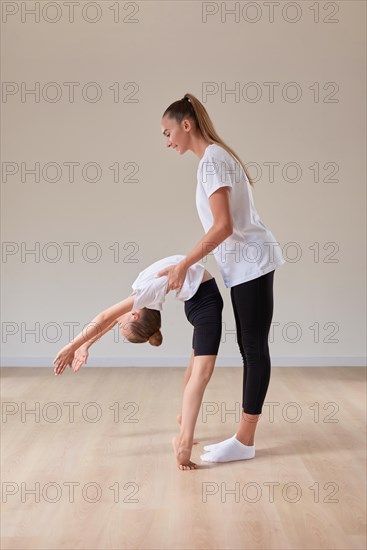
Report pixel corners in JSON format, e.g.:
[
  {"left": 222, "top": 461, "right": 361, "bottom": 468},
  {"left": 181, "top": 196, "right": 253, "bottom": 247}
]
[{"left": 161, "top": 115, "right": 191, "bottom": 154}]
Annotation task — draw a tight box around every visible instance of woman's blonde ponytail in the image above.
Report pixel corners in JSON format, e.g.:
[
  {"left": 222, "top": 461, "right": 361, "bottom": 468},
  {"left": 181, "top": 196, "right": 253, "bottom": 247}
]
[{"left": 163, "top": 93, "right": 254, "bottom": 189}]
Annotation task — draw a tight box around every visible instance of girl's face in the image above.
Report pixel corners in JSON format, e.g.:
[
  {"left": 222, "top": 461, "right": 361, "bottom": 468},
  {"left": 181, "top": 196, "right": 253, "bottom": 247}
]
[
  {"left": 118, "top": 311, "right": 140, "bottom": 339},
  {"left": 161, "top": 115, "right": 192, "bottom": 155}
]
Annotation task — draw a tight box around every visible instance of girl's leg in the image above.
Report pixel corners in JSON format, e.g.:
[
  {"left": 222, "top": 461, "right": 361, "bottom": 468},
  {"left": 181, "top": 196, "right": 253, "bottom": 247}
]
[
  {"left": 177, "top": 349, "right": 195, "bottom": 425},
  {"left": 173, "top": 354, "right": 216, "bottom": 470},
  {"left": 183, "top": 349, "right": 195, "bottom": 385},
  {"left": 201, "top": 270, "right": 275, "bottom": 462},
  {"left": 176, "top": 350, "right": 199, "bottom": 445},
  {"left": 176, "top": 277, "right": 223, "bottom": 469}
]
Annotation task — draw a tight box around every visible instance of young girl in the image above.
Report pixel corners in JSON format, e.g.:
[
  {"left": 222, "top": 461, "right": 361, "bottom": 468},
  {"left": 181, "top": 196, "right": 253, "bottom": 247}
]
[
  {"left": 53, "top": 255, "right": 223, "bottom": 470},
  {"left": 159, "top": 94, "right": 286, "bottom": 463}
]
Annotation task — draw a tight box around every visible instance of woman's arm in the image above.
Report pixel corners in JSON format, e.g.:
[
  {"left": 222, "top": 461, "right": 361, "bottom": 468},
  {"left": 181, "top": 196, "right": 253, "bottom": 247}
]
[
  {"left": 53, "top": 295, "right": 135, "bottom": 375},
  {"left": 181, "top": 187, "right": 233, "bottom": 266},
  {"left": 158, "top": 188, "right": 233, "bottom": 290}
]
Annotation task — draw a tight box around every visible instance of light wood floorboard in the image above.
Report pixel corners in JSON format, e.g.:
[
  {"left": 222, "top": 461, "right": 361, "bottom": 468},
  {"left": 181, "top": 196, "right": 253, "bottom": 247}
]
[{"left": 1, "top": 367, "right": 366, "bottom": 549}]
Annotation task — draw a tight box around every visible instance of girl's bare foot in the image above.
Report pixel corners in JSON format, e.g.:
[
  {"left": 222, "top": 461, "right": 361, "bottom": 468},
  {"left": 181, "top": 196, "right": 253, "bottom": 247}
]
[
  {"left": 172, "top": 436, "right": 197, "bottom": 471},
  {"left": 176, "top": 415, "right": 198, "bottom": 445}
]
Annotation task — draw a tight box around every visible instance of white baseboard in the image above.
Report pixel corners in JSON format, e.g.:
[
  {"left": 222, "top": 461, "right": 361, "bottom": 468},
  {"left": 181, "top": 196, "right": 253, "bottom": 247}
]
[{"left": 0, "top": 357, "right": 366, "bottom": 367}]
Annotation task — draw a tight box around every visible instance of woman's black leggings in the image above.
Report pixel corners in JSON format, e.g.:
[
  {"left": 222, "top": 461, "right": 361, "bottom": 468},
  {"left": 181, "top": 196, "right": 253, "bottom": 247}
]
[{"left": 230, "top": 270, "right": 275, "bottom": 415}]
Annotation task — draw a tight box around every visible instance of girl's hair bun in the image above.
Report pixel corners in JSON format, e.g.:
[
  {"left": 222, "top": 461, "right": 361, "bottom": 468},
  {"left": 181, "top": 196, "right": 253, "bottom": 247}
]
[{"left": 148, "top": 330, "right": 163, "bottom": 347}]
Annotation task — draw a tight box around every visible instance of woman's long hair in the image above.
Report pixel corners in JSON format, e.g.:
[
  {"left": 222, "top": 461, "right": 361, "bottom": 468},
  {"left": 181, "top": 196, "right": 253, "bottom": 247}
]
[{"left": 162, "top": 93, "right": 254, "bottom": 188}]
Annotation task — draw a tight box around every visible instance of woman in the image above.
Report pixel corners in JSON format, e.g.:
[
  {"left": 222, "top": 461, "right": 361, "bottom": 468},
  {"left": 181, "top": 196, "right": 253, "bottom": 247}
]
[
  {"left": 158, "top": 94, "right": 285, "bottom": 463},
  {"left": 53, "top": 255, "right": 223, "bottom": 470}
]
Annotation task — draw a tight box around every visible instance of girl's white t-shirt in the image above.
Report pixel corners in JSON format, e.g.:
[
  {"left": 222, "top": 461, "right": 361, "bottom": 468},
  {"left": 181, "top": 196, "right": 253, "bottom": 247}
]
[
  {"left": 131, "top": 255, "right": 206, "bottom": 311},
  {"left": 196, "top": 143, "right": 285, "bottom": 287}
]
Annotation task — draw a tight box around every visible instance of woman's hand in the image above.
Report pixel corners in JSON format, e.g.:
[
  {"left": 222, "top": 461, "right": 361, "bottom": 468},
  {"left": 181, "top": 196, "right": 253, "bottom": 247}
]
[
  {"left": 73, "top": 345, "right": 89, "bottom": 373},
  {"left": 157, "top": 261, "right": 188, "bottom": 292},
  {"left": 53, "top": 344, "right": 76, "bottom": 376}
]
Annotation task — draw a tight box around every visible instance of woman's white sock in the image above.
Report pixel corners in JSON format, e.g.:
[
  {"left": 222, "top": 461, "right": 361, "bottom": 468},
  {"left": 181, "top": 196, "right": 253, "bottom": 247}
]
[
  {"left": 200, "top": 437, "right": 255, "bottom": 463},
  {"left": 203, "top": 435, "right": 237, "bottom": 452}
]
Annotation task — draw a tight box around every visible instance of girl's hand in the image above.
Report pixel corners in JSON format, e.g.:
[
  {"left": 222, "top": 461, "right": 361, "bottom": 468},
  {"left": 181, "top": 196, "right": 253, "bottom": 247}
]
[
  {"left": 157, "top": 262, "right": 188, "bottom": 292},
  {"left": 73, "top": 346, "right": 89, "bottom": 373},
  {"left": 53, "top": 344, "right": 76, "bottom": 376}
]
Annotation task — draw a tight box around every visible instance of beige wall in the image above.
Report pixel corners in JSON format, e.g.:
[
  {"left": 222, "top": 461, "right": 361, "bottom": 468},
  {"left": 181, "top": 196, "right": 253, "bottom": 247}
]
[{"left": 2, "top": 0, "right": 366, "bottom": 366}]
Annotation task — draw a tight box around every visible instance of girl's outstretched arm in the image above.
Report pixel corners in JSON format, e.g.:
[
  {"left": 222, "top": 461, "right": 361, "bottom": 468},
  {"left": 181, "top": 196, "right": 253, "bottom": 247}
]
[
  {"left": 72, "top": 318, "right": 119, "bottom": 372},
  {"left": 80, "top": 318, "right": 118, "bottom": 350},
  {"left": 53, "top": 295, "right": 135, "bottom": 375}
]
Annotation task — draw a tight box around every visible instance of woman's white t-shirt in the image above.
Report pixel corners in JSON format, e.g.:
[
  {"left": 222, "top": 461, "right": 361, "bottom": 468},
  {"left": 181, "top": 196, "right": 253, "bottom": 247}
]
[
  {"left": 196, "top": 143, "right": 285, "bottom": 287},
  {"left": 131, "top": 255, "right": 206, "bottom": 311}
]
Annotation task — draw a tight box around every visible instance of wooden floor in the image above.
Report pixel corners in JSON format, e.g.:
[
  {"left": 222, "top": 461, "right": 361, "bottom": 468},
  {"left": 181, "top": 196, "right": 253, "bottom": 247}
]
[{"left": 1, "top": 366, "right": 366, "bottom": 550}]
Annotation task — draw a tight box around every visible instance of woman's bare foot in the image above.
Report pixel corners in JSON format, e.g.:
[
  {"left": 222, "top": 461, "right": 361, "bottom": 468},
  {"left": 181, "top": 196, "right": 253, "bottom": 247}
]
[
  {"left": 172, "top": 436, "right": 197, "bottom": 471},
  {"left": 176, "top": 415, "right": 198, "bottom": 445}
]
